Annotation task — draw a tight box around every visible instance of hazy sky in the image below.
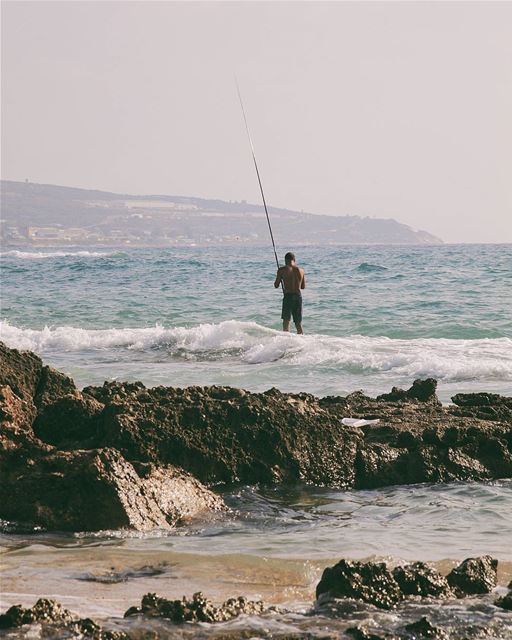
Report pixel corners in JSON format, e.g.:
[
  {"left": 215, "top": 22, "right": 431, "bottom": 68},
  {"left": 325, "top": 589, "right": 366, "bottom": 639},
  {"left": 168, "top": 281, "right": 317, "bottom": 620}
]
[{"left": 2, "top": 1, "right": 511, "bottom": 242}]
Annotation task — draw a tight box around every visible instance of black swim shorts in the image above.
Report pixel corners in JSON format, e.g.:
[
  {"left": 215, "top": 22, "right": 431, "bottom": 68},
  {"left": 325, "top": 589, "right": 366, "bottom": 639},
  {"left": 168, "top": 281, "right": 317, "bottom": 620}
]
[{"left": 281, "top": 292, "right": 302, "bottom": 324}]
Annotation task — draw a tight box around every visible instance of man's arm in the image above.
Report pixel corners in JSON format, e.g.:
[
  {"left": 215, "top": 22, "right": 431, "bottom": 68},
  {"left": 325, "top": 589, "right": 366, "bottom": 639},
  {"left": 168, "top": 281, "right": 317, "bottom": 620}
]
[
  {"left": 274, "top": 267, "right": 283, "bottom": 288},
  {"left": 301, "top": 269, "right": 306, "bottom": 289}
]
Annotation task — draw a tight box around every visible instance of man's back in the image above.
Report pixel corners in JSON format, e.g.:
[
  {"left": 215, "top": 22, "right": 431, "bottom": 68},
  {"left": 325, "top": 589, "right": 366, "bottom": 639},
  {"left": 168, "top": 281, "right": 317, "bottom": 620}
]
[
  {"left": 277, "top": 265, "right": 305, "bottom": 293},
  {"left": 274, "top": 252, "right": 305, "bottom": 334}
]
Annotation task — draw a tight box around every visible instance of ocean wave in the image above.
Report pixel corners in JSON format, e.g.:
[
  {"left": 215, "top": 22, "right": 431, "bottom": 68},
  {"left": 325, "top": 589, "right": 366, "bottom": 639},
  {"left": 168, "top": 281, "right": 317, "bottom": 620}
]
[
  {"left": 1, "top": 320, "right": 511, "bottom": 383},
  {"left": 1, "top": 250, "right": 122, "bottom": 259},
  {"left": 357, "top": 262, "right": 388, "bottom": 272}
]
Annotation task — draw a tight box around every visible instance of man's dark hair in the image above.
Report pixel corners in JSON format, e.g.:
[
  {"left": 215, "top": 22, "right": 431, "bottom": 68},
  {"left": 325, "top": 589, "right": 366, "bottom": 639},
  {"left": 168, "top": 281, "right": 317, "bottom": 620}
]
[{"left": 284, "top": 252, "right": 295, "bottom": 265}]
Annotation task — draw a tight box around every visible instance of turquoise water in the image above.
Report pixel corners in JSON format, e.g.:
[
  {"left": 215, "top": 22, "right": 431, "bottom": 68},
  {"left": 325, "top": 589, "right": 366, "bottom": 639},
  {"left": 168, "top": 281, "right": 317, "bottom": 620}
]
[
  {"left": 1, "top": 244, "right": 512, "bottom": 637},
  {"left": 1, "top": 244, "right": 511, "bottom": 401}
]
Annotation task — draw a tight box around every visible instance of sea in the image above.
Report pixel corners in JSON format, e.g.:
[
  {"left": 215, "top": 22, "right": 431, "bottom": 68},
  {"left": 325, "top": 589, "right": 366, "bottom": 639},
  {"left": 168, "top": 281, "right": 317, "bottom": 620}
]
[{"left": 1, "top": 243, "right": 512, "bottom": 638}]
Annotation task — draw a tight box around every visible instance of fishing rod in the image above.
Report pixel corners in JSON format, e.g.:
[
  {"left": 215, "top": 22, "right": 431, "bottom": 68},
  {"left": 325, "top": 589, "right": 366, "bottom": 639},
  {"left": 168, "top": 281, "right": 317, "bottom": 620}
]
[{"left": 235, "top": 79, "right": 281, "bottom": 273}]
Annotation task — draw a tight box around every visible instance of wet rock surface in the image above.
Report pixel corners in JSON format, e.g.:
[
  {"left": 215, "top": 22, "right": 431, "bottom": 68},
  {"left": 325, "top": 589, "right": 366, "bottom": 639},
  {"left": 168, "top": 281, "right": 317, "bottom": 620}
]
[
  {"left": 80, "top": 377, "right": 512, "bottom": 489},
  {"left": 392, "top": 562, "right": 452, "bottom": 599},
  {"left": 0, "top": 599, "right": 126, "bottom": 638},
  {"left": 124, "top": 591, "right": 267, "bottom": 623},
  {"left": 404, "top": 616, "right": 448, "bottom": 638},
  {"left": 1, "top": 586, "right": 509, "bottom": 639},
  {"left": 0, "top": 343, "right": 225, "bottom": 532},
  {"left": 495, "top": 590, "right": 512, "bottom": 611},
  {"left": 316, "top": 557, "right": 498, "bottom": 609},
  {"left": 2, "top": 341, "right": 512, "bottom": 530},
  {"left": 451, "top": 392, "right": 512, "bottom": 423},
  {"left": 446, "top": 555, "right": 498, "bottom": 595},
  {"left": 316, "top": 559, "right": 404, "bottom": 610}
]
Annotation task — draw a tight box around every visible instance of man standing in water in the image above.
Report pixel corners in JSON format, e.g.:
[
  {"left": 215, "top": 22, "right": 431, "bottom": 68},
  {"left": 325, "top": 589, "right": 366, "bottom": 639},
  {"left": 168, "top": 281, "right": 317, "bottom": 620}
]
[{"left": 274, "top": 252, "right": 306, "bottom": 334}]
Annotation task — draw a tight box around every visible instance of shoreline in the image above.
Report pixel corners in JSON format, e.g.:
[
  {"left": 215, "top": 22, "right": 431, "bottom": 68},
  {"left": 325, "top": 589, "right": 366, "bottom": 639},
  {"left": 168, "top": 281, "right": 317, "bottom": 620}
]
[
  {"left": 2, "top": 340, "right": 512, "bottom": 531},
  {"left": 2, "top": 341, "right": 512, "bottom": 638}
]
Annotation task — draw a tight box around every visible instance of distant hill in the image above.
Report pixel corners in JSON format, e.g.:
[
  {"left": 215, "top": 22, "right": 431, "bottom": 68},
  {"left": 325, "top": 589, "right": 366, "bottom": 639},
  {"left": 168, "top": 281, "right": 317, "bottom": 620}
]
[{"left": 0, "top": 181, "right": 443, "bottom": 246}]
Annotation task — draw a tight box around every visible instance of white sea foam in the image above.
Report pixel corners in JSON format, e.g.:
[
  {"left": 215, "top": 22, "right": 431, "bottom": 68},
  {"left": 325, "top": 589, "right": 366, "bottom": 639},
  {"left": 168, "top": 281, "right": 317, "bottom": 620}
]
[
  {"left": 1, "top": 320, "right": 511, "bottom": 383},
  {"left": 1, "top": 250, "right": 118, "bottom": 259}
]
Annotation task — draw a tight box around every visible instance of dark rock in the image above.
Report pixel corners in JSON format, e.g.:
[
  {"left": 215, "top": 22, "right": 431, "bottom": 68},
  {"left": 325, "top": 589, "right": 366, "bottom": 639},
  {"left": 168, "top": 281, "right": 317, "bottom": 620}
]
[
  {"left": 3, "top": 342, "right": 512, "bottom": 531},
  {"left": 494, "top": 591, "right": 512, "bottom": 611},
  {"left": 34, "top": 394, "right": 104, "bottom": 446},
  {"left": 315, "top": 557, "right": 501, "bottom": 617},
  {"left": 377, "top": 379, "right": 438, "bottom": 403},
  {"left": 346, "top": 627, "right": 392, "bottom": 640},
  {"left": 124, "top": 591, "right": 265, "bottom": 623},
  {"left": 407, "top": 379, "right": 439, "bottom": 402},
  {"left": 0, "top": 598, "right": 128, "bottom": 638},
  {"left": 0, "top": 344, "right": 226, "bottom": 532},
  {"left": 81, "top": 380, "right": 362, "bottom": 487},
  {"left": 0, "top": 342, "right": 83, "bottom": 415},
  {"left": 404, "top": 617, "right": 448, "bottom": 638},
  {"left": 451, "top": 392, "right": 512, "bottom": 423},
  {"left": 392, "top": 562, "right": 452, "bottom": 598},
  {"left": 35, "top": 364, "right": 80, "bottom": 412},
  {"left": 355, "top": 444, "right": 408, "bottom": 489},
  {"left": 55, "top": 375, "right": 512, "bottom": 488},
  {"left": 0, "top": 341, "right": 43, "bottom": 406},
  {"left": 315, "top": 559, "right": 403, "bottom": 610},
  {"left": 0, "top": 599, "right": 74, "bottom": 629},
  {"left": 497, "top": 594, "right": 512, "bottom": 612},
  {"left": 0, "top": 445, "right": 225, "bottom": 531},
  {"left": 446, "top": 555, "right": 498, "bottom": 595}
]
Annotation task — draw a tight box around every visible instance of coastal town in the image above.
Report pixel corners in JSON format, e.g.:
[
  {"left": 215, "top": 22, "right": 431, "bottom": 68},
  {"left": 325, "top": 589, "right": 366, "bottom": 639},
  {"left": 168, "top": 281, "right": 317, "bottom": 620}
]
[{"left": 1, "top": 180, "right": 443, "bottom": 247}]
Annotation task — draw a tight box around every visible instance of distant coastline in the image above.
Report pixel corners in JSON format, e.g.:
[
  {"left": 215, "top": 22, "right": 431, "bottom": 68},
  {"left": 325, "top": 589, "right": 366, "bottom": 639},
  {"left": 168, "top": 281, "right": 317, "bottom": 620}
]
[{"left": 1, "top": 180, "right": 443, "bottom": 247}]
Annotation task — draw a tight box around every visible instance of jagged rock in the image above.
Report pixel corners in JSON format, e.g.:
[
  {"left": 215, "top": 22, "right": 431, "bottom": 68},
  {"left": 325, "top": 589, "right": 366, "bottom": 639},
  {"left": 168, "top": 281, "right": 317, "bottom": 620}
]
[
  {"left": 0, "top": 599, "right": 127, "bottom": 638},
  {"left": 404, "top": 617, "right": 448, "bottom": 638},
  {"left": 355, "top": 444, "right": 409, "bottom": 489},
  {"left": 315, "top": 559, "right": 403, "bottom": 610},
  {"left": 446, "top": 555, "right": 498, "bottom": 595},
  {"left": 0, "top": 446, "right": 225, "bottom": 531},
  {"left": 85, "top": 381, "right": 361, "bottom": 487},
  {"left": 0, "top": 343, "right": 226, "bottom": 532},
  {"left": 0, "top": 341, "right": 43, "bottom": 406},
  {"left": 0, "top": 384, "right": 37, "bottom": 436},
  {"left": 346, "top": 627, "right": 392, "bottom": 640},
  {"left": 0, "top": 599, "right": 75, "bottom": 629},
  {"left": 377, "top": 379, "right": 439, "bottom": 403},
  {"left": 34, "top": 364, "right": 80, "bottom": 412},
  {"left": 0, "top": 342, "right": 83, "bottom": 414},
  {"left": 451, "top": 392, "right": 512, "bottom": 423},
  {"left": 2, "top": 342, "right": 512, "bottom": 531},
  {"left": 34, "top": 394, "right": 104, "bottom": 446},
  {"left": 316, "top": 557, "right": 500, "bottom": 614},
  {"left": 71, "top": 376, "right": 512, "bottom": 488},
  {"left": 495, "top": 590, "right": 512, "bottom": 610},
  {"left": 124, "top": 591, "right": 265, "bottom": 623},
  {"left": 392, "top": 562, "right": 452, "bottom": 598}
]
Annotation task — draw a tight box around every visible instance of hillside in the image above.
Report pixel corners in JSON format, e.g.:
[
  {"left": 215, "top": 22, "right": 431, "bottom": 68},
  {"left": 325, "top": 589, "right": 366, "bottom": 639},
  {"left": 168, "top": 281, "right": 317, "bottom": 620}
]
[{"left": 0, "top": 181, "right": 442, "bottom": 246}]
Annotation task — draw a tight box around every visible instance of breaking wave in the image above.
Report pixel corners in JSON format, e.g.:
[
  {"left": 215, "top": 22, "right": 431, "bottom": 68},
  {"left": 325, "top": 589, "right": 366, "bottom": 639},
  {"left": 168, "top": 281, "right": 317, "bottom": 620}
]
[
  {"left": 1, "top": 250, "right": 122, "bottom": 259},
  {"left": 1, "top": 320, "right": 511, "bottom": 383}
]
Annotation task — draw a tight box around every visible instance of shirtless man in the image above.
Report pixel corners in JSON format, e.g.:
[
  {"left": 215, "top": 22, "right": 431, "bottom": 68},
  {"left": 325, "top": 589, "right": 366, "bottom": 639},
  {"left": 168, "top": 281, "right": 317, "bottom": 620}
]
[{"left": 274, "top": 252, "right": 306, "bottom": 334}]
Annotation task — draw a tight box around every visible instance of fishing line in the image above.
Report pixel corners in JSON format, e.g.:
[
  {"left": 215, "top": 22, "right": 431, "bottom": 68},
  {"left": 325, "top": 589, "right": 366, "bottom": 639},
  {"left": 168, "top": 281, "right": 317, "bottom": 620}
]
[{"left": 235, "top": 78, "right": 281, "bottom": 274}]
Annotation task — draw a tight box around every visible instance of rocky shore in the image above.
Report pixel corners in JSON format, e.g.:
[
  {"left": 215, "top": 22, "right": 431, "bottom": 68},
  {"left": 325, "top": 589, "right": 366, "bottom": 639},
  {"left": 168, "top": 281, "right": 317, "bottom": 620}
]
[
  {"left": 1, "top": 341, "right": 512, "bottom": 532},
  {"left": 1, "top": 341, "right": 511, "bottom": 638},
  {"left": 1, "top": 556, "right": 510, "bottom": 638}
]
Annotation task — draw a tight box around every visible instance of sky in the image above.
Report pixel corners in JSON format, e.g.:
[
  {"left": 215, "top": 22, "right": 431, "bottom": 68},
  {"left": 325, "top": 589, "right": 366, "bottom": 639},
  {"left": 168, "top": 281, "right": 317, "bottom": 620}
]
[{"left": 2, "top": 1, "right": 511, "bottom": 243}]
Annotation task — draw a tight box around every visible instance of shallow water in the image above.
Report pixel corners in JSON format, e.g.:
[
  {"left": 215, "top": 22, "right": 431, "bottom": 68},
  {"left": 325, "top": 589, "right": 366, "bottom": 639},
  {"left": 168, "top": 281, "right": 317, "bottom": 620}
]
[{"left": 2, "top": 482, "right": 512, "bottom": 636}]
